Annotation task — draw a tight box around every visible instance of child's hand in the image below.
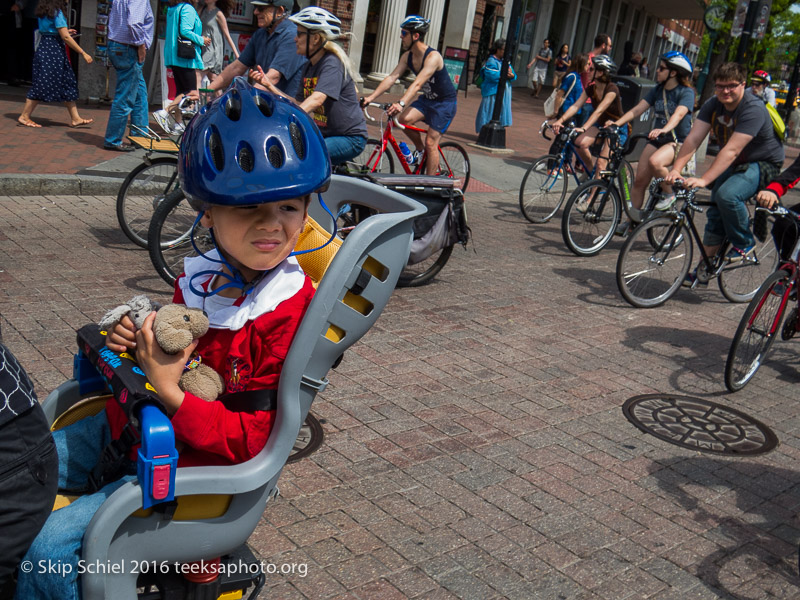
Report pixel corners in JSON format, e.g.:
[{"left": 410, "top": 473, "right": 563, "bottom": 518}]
[
  {"left": 106, "top": 315, "right": 137, "bottom": 352},
  {"left": 134, "top": 312, "right": 198, "bottom": 413}
]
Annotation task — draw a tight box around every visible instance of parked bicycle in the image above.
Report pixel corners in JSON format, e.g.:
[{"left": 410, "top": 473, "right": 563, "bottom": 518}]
[
  {"left": 355, "top": 101, "right": 471, "bottom": 190},
  {"left": 725, "top": 205, "right": 800, "bottom": 391},
  {"left": 616, "top": 181, "right": 779, "bottom": 308},
  {"left": 559, "top": 126, "right": 655, "bottom": 257},
  {"left": 116, "top": 93, "right": 210, "bottom": 248},
  {"left": 519, "top": 121, "right": 633, "bottom": 225}
]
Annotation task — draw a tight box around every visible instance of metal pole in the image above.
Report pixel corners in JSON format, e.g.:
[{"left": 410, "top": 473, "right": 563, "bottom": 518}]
[
  {"left": 783, "top": 46, "right": 800, "bottom": 122},
  {"left": 696, "top": 30, "right": 718, "bottom": 100},
  {"left": 476, "top": 0, "right": 523, "bottom": 148},
  {"left": 735, "top": 0, "right": 760, "bottom": 64}
]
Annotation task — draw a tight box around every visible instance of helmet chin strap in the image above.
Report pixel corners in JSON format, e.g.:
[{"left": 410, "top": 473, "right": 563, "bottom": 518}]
[{"left": 187, "top": 193, "right": 338, "bottom": 298}]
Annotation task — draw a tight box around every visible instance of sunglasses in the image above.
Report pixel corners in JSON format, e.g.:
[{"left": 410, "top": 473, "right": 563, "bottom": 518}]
[
  {"left": 400, "top": 30, "right": 410, "bottom": 37},
  {"left": 657, "top": 65, "right": 668, "bottom": 72},
  {"left": 714, "top": 82, "right": 743, "bottom": 92}
]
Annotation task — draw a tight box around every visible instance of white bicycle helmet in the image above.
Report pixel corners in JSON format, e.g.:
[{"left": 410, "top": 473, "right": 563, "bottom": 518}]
[
  {"left": 591, "top": 54, "right": 617, "bottom": 74},
  {"left": 289, "top": 6, "right": 342, "bottom": 38},
  {"left": 661, "top": 51, "right": 693, "bottom": 77}
]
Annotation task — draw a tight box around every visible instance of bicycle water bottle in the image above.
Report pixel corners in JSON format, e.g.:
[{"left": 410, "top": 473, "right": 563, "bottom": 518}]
[{"left": 399, "top": 142, "right": 414, "bottom": 166}]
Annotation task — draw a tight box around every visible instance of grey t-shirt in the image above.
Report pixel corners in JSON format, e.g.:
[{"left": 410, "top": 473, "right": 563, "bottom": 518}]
[
  {"left": 643, "top": 83, "right": 695, "bottom": 142},
  {"left": 697, "top": 92, "right": 784, "bottom": 166},
  {"left": 534, "top": 47, "right": 552, "bottom": 70},
  {"left": 295, "top": 53, "right": 367, "bottom": 139},
  {"left": 238, "top": 19, "right": 307, "bottom": 97}
]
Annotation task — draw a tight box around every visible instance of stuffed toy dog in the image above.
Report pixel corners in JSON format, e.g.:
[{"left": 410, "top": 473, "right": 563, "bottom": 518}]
[{"left": 99, "top": 297, "right": 224, "bottom": 402}]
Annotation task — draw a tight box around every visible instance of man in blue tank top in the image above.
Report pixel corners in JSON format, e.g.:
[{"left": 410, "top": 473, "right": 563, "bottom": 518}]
[{"left": 362, "top": 15, "right": 458, "bottom": 176}]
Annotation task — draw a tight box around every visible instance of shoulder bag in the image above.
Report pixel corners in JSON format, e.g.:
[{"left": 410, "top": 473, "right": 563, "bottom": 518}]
[
  {"left": 663, "top": 87, "right": 696, "bottom": 177},
  {"left": 544, "top": 72, "right": 576, "bottom": 118},
  {"left": 176, "top": 6, "right": 196, "bottom": 60}
]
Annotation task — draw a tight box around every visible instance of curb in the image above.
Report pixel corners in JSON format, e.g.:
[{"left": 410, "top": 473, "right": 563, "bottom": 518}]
[{"left": 0, "top": 173, "right": 124, "bottom": 196}]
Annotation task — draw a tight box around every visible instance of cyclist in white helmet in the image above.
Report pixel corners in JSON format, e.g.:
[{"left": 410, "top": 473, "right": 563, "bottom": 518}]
[
  {"left": 361, "top": 15, "right": 458, "bottom": 176},
  {"left": 251, "top": 6, "right": 367, "bottom": 165}
]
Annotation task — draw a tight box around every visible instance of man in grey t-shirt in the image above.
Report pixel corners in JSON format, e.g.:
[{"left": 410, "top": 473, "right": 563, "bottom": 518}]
[
  {"left": 668, "top": 62, "right": 784, "bottom": 275},
  {"left": 526, "top": 39, "right": 551, "bottom": 97}
]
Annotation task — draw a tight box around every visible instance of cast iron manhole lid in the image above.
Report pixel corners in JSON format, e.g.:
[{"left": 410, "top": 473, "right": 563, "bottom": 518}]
[{"left": 622, "top": 394, "right": 778, "bottom": 455}]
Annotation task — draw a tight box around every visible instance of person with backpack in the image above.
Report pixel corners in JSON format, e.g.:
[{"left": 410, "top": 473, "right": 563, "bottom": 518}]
[
  {"left": 666, "top": 62, "right": 784, "bottom": 285},
  {"left": 746, "top": 70, "right": 776, "bottom": 108}
]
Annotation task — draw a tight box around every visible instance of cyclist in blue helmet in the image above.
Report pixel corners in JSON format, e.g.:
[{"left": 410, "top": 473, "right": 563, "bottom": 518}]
[
  {"left": 361, "top": 14, "right": 458, "bottom": 176},
  {"left": 15, "top": 79, "right": 330, "bottom": 600}
]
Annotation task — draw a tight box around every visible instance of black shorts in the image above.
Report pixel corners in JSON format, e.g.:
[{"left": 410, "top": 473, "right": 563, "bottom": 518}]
[
  {"left": 171, "top": 66, "right": 197, "bottom": 96},
  {"left": 647, "top": 134, "right": 677, "bottom": 150}
]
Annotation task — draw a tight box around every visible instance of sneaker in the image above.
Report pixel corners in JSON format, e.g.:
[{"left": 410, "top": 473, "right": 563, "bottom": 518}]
[
  {"left": 771, "top": 281, "right": 797, "bottom": 300},
  {"left": 615, "top": 221, "right": 631, "bottom": 237},
  {"left": 409, "top": 150, "right": 422, "bottom": 166},
  {"left": 654, "top": 193, "right": 677, "bottom": 211},
  {"left": 171, "top": 121, "right": 185, "bottom": 135},
  {"left": 725, "top": 244, "right": 756, "bottom": 263},
  {"left": 575, "top": 198, "right": 590, "bottom": 214},
  {"left": 152, "top": 109, "right": 173, "bottom": 133},
  {"left": 682, "top": 268, "right": 709, "bottom": 289}
]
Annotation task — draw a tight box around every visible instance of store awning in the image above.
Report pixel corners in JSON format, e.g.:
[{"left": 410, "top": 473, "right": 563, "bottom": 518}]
[{"left": 636, "top": 0, "right": 705, "bottom": 20}]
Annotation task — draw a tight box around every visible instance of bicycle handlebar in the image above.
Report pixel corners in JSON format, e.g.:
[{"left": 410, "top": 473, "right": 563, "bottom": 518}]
[{"left": 361, "top": 100, "right": 405, "bottom": 128}]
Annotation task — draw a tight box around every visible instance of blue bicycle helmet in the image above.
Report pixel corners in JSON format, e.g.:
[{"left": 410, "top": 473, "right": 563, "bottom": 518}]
[
  {"left": 179, "top": 77, "right": 331, "bottom": 211},
  {"left": 400, "top": 15, "right": 430, "bottom": 34},
  {"left": 660, "top": 51, "right": 692, "bottom": 77}
]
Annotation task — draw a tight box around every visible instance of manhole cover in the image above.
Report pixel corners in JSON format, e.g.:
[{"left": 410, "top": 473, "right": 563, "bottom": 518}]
[{"left": 622, "top": 394, "right": 778, "bottom": 455}]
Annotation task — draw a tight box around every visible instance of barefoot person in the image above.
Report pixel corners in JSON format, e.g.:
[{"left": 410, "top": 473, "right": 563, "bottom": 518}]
[{"left": 18, "top": 0, "right": 93, "bottom": 128}]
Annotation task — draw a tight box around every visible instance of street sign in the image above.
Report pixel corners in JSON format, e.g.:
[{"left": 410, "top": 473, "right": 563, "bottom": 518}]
[
  {"left": 731, "top": 0, "right": 749, "bottom": 37},
  {"left": 443, "top": 47, "right": 469, "bottom": 93},
  {"left": 754, "top": 0, "right": 772, "bottom": 40}
]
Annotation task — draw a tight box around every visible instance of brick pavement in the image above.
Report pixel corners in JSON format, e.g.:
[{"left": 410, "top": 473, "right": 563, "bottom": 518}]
[{"left": 3, "top": 185, "right": 800, "bottom": 598}]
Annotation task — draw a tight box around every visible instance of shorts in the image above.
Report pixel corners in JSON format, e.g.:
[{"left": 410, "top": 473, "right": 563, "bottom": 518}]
[
  {"left": 410, "top": 96, "right": 457, "bottom": 134},
  {"left": 170, "top": 65, "right": 197, "bottom": 96},
  {"left": 647, "top": 134, "right": 677, "bottom": 150},
  {"left": 532, "top": 67, "right": 547, "bottom": 85}
]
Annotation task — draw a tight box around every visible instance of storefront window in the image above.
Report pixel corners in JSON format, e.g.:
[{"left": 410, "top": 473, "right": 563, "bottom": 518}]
[{"left": 573, "top": 0, "right": 594, "bottom": 54}]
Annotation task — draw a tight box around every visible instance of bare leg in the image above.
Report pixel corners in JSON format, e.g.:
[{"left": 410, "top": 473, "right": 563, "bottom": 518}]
[
  {"left": 424, "top": 127, "right": 443, "bottom": 176},
  {"left": 398, "top": 107, "right": 426, "bottom": 154},
  {"left": 65, "top": 102, "right": 93, "bottom": 127},
  {"left": 630, "top": 143, "right": 658, "bottom": 209},
  {"left": 18, "top": 98, "right": 41, "bottom": 127},
  {"left": 574, "top": 131, "right": 596, "bottom": 174}
]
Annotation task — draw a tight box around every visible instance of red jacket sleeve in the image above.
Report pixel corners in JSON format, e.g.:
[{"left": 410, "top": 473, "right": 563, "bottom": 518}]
[{"left": 766, "top": 154, "right": 800, "bottom": 199}]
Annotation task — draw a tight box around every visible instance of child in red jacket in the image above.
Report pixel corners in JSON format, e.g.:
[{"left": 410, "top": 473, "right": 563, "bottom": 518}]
[
  {"left": 757, "top": 153, "right": 800, "bottom": 262},
  {"left": 14, "top": 82, "right": 332, "bottom": 600}
]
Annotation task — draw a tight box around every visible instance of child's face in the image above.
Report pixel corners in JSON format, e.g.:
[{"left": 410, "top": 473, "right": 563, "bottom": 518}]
[{"left": 201, "top": 197, "right": 309, "bottom": 282}]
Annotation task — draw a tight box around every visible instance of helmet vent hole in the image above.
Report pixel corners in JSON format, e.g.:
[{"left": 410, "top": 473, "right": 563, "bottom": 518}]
[
  {"left": 254, "top": 93, "right": 273, "bottom": 118},
  {"left": 267, "top": 144, "right": 284, "bottom": 168},
  {"left": 225, "top": 90, "right": 242, "bottom": 121},
  {"left": 208, "top": 127, "right": 225, "bottom": 171},
  {"left": 237, "top": 144, "right": 255, "bottom": 172},
  {"left": 289, "top": 122, "right": 305, "bottom": 160}
]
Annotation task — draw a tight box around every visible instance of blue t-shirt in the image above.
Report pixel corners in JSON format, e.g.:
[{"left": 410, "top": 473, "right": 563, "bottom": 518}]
[
  {"left": 559, "top": 72, "right": 582, "bottom": 115},
  {"left": 38, "top": 10, "right": 68, "bottom": 34},
  {"left": 238, "top": 19, "right": 306, "bottom": 97},
  {"left": 643, "top": 83, "right": 695, "bottom": 142}
]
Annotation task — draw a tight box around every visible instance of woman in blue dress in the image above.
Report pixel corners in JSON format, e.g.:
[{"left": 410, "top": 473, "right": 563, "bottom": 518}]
[
  {"left": 475, "top": 38, "right": 516, "bottom": 133},
  {"left": 17, "top": 0, "right": 93, "bottom": 128}
]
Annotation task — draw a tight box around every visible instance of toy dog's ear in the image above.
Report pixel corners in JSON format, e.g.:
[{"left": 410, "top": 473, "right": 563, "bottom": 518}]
[{"left": 99, "top": 305, "right": 131, "bottom": 330}]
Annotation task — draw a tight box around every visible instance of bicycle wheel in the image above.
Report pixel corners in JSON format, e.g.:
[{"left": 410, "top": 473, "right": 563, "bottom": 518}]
[
  {"left": 724, "top": 269, "right": 791, "bottom": 392},
  {"left": 437, "top": 142, "right": 470, "bottom": 191},
  {"left": 561, "top": 179, "right": 621, "bottom": 257},
  {"left": 349, "top": 138, "right": 394, "bottom": 174},
  {"left": 518, "top": 155, "right": 568, "bottom": 223},
  {"left": 397, "top": 245, "right": 454, "bottom": 288},
  {"left": 116, "top": 157, "right": 179, "bottom": 248},
  {"left": 718, "top": 233, "right": 780, "bottom": 303},
  {"left": 148, "top": 189, "right": 212, "bottom": 286},
  {"left": 616, "top": 217, "right": 693, "bottom": 308}
]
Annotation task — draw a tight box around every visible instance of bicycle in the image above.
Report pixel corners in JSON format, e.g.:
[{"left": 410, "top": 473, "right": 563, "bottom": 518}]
[
  {"left": 519, "top": 121, "right": 634, "bottom": 225},
  {"left": 616, "top": 181, "right": 780, "bottom": 308},
  {"left": 559, "top": 126, "right": 655, "bottom": 257},
  {"left": 355, "top": 101, "right": 471, "bottom": 191},
  {"left": 725, "top": 205, "right": 800, "bottom": 391},
  {"left": 116, "top": 93, "right": 209, "bottom": 248}
]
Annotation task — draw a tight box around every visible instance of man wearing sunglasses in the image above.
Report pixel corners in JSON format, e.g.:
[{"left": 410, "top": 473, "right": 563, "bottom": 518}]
[
  {"left": 197, "top": 0, "right": 306, "bottom": 98},
  {"left": 361, "top": 15, "right": 457, "bottom": 176},
  {"left": 746, "top": 70, "right": 776, "bottom": 108},
  {"left": 667, "top": 62, "right": 784, "bottom": 279}
]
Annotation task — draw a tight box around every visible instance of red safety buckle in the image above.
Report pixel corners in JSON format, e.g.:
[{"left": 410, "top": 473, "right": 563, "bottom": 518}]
[{"left": 152, "top": 464, "right": 171, "bottom": 500}]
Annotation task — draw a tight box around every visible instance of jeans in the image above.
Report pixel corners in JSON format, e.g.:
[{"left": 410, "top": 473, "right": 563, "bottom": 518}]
[
  {"left": 13, "top": 410, "right": 135, "bottom": 600},
  {"left": 325, "top": 135, "right": 366, "bottom": 166},
  {"left": 104, "top": 41, "right": 149, "bottom": 147},
  {"left": 703, "top": 162, "right": 761, "bottom": 250}
]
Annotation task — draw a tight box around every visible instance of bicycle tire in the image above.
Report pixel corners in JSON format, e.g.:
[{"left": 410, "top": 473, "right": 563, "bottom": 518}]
[
  {"left": 561, "top": 179, "right": 621, "bottom": 257},
  {"left": 616, "top": 216, "right": 693, "bottom": 308},
  {"left": 718, "top": 230, "right": 780, "bottom": 304},
  {"left": 116, "top": 157, "right": 179, "bottom": 248},
  {"left": 148, "top": 189, "right": 212, "bottom": 286},
  {"left": 724, "top": 269, "right": 791, "bottom": 392},
  {"left": 437, "top": 142, "right": 471, "bottom": 191},
  {"left": 287, "top": 413, "right": 325, "bottom": 463},
  {"left": 518, "top": 154, "right": 568, "bottom": 223},
  {"left": 397, "top": 244, "right": 454, "bottom": 288},
  {"left": 350, "top": 138, "right": 394, "bottom": 174}
]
